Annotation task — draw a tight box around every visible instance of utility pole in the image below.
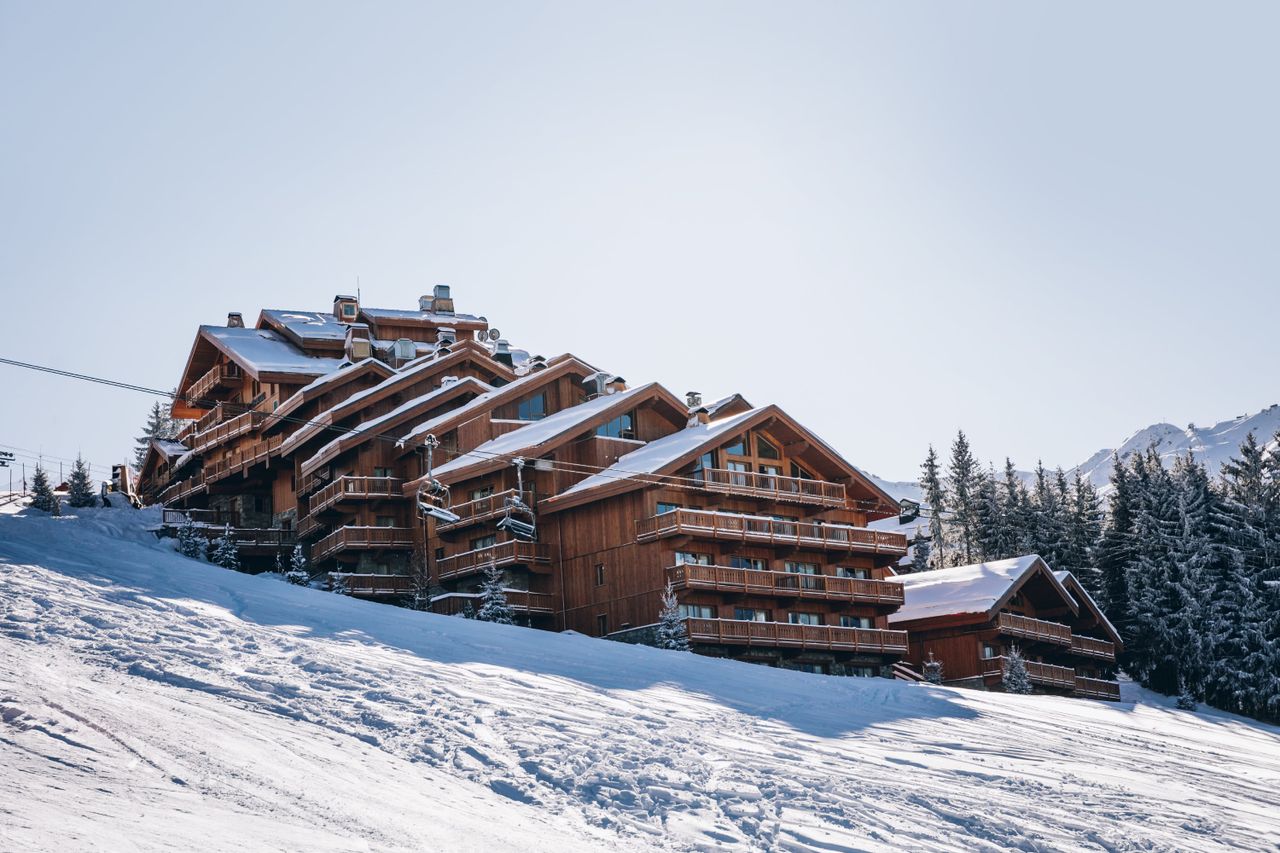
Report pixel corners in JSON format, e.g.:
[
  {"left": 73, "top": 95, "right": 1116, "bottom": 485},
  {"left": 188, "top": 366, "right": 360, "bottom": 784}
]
[{"left": 0, "top": 451, "right": 11, "bottom": 496}]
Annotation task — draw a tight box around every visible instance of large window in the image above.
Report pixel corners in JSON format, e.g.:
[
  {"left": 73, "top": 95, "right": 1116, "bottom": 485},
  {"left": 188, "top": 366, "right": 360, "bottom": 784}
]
[
  {"left": 788, "top": 612, "right": 822, "bottom": 626},
  {"left": 656, "top": 502, "right": 681, "bottom": 515},
  {"left": 840, "top": 615, "right": 874, "bottom": 628},
  {"left": 678, "top": 604, "right": 715, "bottom": 619},
  {"left": 470, "top": 534, "right": 497, "bottom": 551},
  {"left": 729, "top": 555, "right": 766, "bottom": 571},
  {"left": 724, "top": 435, "right": 747, "bottom": 456},
  {"left": 838, "top": 566, "right": 871, "bottom": 580},
  {"left": 674, "top": 551, "right": 712, "bottom": 565},
  {"left": 516, "top": 393, "right": 546, "bottom": 421},
  {"left": 784, "top": 561, "right": 820, "bottom": 589},
  {"left": 734, "top": 607, "right": 769, "bottom": 622},
  {"left": 756, "top": 435, "right": 780, "bottom": 460},
  {"left": 596, "top": 411, "right": 635, "bottom": 439},
  {"left": 846, "top": 666, "right": 877, "bottom": 678}
]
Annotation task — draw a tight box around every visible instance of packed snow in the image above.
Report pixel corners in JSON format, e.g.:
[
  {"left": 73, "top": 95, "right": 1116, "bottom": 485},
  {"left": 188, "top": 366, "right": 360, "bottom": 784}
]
[
  {"left": 2, "top": 507, "right": 1279, "bottom": 851},
  {"left": 889, "top": 555, "right": 1058, "bottom": 622},
  {"left": 201, "top": 326, "right": 345, "bottom": 378}
]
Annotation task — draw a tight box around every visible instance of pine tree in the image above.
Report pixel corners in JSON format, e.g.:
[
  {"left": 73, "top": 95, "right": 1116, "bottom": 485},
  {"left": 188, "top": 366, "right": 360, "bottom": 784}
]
[
  {"left": 285, "top": 544, "right": 310, "bottom": 586},
  {"left": 66, "top": 455, "right": 97, "bottom": 508},
  {"left": 331, "top": 573, "right": 350, "bottom": 595},
  {"left": 923, "top": 652, "right": 943, "bottom": 685},
  {"left": 910, "top": 534, "right": 932, "bottom": 574},
  {"left": 49, "top": 494, "right": 61, "bottom": 516},
  {"left": 999, "top": 458, "right": 1030, "bottom": 558},
  {"left": 1063, "top": 472, "right": 1103, "bottom": 594},
  {"left": 476, "top": 563, "right": 514, "bottom": 624},
  {"left": 656, "top": 581, "right": 690, "bottom": 651},
  {"left": 947, "top": 431, "right": 981, "bottom": 565},
  {"left": 210, "top": 524, "right": 240, "bottom": 571},
  {"left": 134, "top": 398, "right": 179, "bottom": 468},
  {"left": 29, "top": 464, "right": 58, "bottom": 513},
  {"left": 176, "top": 515, "right": 205, "bottom": 559},
  {"left": 1002, "top": 646, "right": 1032, "bottom": 694},
  {"left": 920, "top": 445, "right": 947, "bottom": 568},
  {"left": 1098, "top": 456, "right": 1136, "bottom": 641}
]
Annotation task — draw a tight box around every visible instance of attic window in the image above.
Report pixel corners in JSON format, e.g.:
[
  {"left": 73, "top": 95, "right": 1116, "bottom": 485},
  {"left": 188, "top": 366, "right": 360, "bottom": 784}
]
[
  {"left": 341, "top": 304, "right": 357, "bottom": 318},
  {"left": 790, "top": 462, "right": 813, "bottom": 480},
  {"left": 596, "top": 412, "right": 635, "bottom": 440},
  {"left": 517, "top": 393, "right": 546, "bottom": 421},
  {"left": 756, "top": 435, "right": 780, "bottom": 460},
  {"left": 725, "top": 436, "right": 747, "bottom": 456}
]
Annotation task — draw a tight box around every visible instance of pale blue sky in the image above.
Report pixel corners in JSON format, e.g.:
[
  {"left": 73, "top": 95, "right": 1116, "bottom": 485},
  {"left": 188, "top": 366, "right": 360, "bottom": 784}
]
[{"left": 2, "top": 1, "right": 1277, "bottom": 486}]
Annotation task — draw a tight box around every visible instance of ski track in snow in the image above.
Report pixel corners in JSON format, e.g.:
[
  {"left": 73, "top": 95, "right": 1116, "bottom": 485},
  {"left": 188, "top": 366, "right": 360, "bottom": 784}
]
[{"left": 1, "top": 507, "right": 1279, "bottom": 852}]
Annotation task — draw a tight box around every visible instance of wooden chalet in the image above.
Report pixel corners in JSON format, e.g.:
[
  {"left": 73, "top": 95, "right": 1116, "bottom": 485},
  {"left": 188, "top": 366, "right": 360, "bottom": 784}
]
[{"left": 888, "top": 555, "right": 1124, "bottom": 700}]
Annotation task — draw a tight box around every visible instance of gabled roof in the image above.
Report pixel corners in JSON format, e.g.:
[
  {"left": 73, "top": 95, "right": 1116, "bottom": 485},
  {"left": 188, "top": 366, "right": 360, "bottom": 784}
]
[
  {"left": 540, "top": 404, "right": 900, "bottom": 516},
  {"left": 702, "top": 393, "right": 753, "bottom": 418},
  {"left": 257, "top": 310, "right": 349, "bottom": 350},
  {"left": 1054, "top": 571, "right": 1124, "bottom": 648},
  {"left": 300, "top": 377, "right": 491, "bottom": 476},
  {"left": 888, "top": 555, "right": 1078, "bottom": 626},
  {"left": 199, "top": 326, "right": 345, "bottom": 382},
  {"left": 359, "top": 306, "right": 488, "bottom": 329},
  {"left": 432, "top": 382, "right": 683, "bottom": 482},
  {"left": 263, "top": 359, "right": 396, "bottom": 434}
]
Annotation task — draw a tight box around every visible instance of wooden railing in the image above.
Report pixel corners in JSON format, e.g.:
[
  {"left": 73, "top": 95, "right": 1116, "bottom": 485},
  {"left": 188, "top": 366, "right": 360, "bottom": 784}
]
[
  {"left": 1074, "top": 676, "right": 1122, "bottom": 701},
  {"left": 1069, "top": 634, "right": 1117, "bottom": 661},
  {"left": 430, "top": 590, "right": 555, "bottom": 615},
  {"left": 685, "top": 618, "right": 908, "bottom": 654},
  {"left": 203, "top": 435, "right": 285, "bottom": 485},
  {"left": 158, "top": 471, "right": 207, "bottom": 504},
  {"left": 297, "top": 513, "right": 323, "bottom": 540},
  {"left": 698, "top": 468, "right": 846, "bottom": 507},
  {"left": 190, "top": 410, "right": 264, "bottom": 454},
  {"left": 995, "top": 612, "right": 1073, "bottom": 645},
  {"left": 667, "top": 564, "right": 904, "bottom": 605},
  {"left": 436, "top": 540, "right": 552, "bottom": 581},
  {"left": 435, "top": 489, "right": 533, "bottom": 532},
  {"left": 312, "top": 525, "right": 415, "bottom": 562},
  {"left": 298, "top": 468, "right": 333, "bottom": 497},
  {"left": 193, "top": 526, "right": 296, "bottom": 549},
  {"left": 328, "top": 573, "right": 417, "bottom": 596},
  {"left": 188, "top": 362, "right": 242, "bottom": 406},
  {"left": 981, "top": 656, "right": 1077, "bottom": 688},
  {"left": 636, "top": 509, "right": 908, "bottom": 555},
  {"left": 309, "top": 476, "right": 406, "bottom": 515},
  {"left": 162, "top": 507, "right": 239, "bottom": 527}
]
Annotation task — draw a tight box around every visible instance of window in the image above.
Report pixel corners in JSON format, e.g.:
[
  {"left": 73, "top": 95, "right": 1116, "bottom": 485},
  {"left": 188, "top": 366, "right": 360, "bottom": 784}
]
[
  {"left": 434, "top": 547, "right": 445, "bottom": 560},
  {"left": 596, "top": 614, "right": 609, "bottom": 635},
  {"left": 734, "top": 608, "right": 769, "bottom": 622},
  {"left": 471, "top": 534, "right": 497, "bottom": 550},
  {"left": 341, "top": 303, "right": 357, "bottom": 318},
  {"left": 691, "top": 451, "right": 714, "bottom": 481},
  {"left": 784, "top": 561, "right": 820, "bottom": 589},
  {"left": 596, "top": 412, "right": 635, "bottom": 439},
  {"left": 729, "top": 556, "right": 766, "bottom": 571},
  {"left": 469, "top": 485, "right": 495, "bottom": 501},
  {"left": 838, "top": 566, "right": 872, "bottom": 580},
  {"left": 678, "top": 604, "right": 715, "bottom": 619},
  {"left": 790, "top": 462, "right": 813, "bottom": 480},
  {"left": 846, "top": 666, "right": 877, "bottom": 678},
  {"left": 724, "top": 435, "right": 747, "bottom": 456},
  {"left": 981, "top": 642, "right": 999, "bottom": 660},
  {"left": 516, "top": 393, "right": 546, "bottom": 421},
  {"left": 840, "top": 615, "right": 874, "bottom": 628},
  {"left": 375, "top": 515, "right": 396, "bottom": 527},
  {"left": 656, "top": 502, "right": 681, "bottom": 515},
  {"left": 795, "top": 662, "right": 827, "bottom": 675},
  {"left": 674, "top": 551, "right": 711, "bottom": 565},
  {"left": 595, "top": 564, "right": 606, "bottom": 586},
  {"left": 788, "top": 612, "right": 822, "bottom": 626},
  {"left": 726, "top": 460, "right": 749, "bottom": 486},
  {"left": 756, "top": 435, "right": 780, "bottom": 460},
  {"left": 373, "top": 467, "right": 392, "bottom": 478}
]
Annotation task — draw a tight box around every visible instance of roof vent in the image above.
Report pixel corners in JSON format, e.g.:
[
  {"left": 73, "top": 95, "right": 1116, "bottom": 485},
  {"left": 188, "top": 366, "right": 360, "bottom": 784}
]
[
  {"left": 226, "top": 312, "right": 244, "bottom": 328},
  {"left": 441, "top": 375, "right": 460, "bottom": 386},
  {"left": 582, "top": 371, "right": 610, "bottom": 399},
  {"left": 685, "top": 391, "right": 702, "bottom": 409},
  {"left": 392, "top": 338, "right": 416, "bottom": 364},
  {"left": 527, "top": 355, "right": 548, "bottom": 373},
  {"left": 492, "top": 339, "right": 514, "bottom": 367},
  {"left": 435, "top": 327, "right": 457, "bottom": 347},
  {"left": 344, "top": 323, "right": 372, "bottom": 361},
  {"left": 422, "top": 284, "right": 454, "bottom": 315},
  {"left": 688, "top": 407, "right": 710, "bottom": 428}
]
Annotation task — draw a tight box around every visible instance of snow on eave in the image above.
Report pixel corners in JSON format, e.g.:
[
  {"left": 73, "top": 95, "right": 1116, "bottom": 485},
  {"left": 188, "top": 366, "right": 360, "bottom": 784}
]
[
  {"left": 198, "top": 325, "right": 345, "bottom": 381},
  {"left": 269, "top": 360, "right": 396, "bottom": 427},
  {"left": 888, "top": 555, "right": 1078, "bottom": 625}
]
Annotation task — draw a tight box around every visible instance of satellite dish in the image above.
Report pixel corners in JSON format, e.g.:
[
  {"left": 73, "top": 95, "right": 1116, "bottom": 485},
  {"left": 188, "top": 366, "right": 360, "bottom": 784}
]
[{"left": 487, "top": 328, "right": 501, "bottom": 341}]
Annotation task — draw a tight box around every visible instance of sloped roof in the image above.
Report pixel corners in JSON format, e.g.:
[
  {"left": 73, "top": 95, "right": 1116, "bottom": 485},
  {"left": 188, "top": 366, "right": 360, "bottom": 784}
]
[
  {"left": 258, "top": 310, "right": 350, "bottom": 346},
  {"left": 888, "top": 555, "right": 1077, "bottom": 625},
  {"left": 1054, "top": 570, "right": 1124, "bottom": 647},
  {"left": 200, "top": 326, "right": 344, "bottom": 380}
]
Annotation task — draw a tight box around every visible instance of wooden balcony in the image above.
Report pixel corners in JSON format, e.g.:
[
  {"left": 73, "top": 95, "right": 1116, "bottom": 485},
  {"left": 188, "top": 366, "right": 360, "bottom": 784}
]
[
  {"left": 297, "top": 513, "right": 323, "bottom": 540},
  {"left": 436, "top": 540, "right": 552, "bottom": 582},
  {"left": 434, "top": 489, "right": 533, "bottom": 533},
  {"left": 204, "top": 435, "right": 285, "bottom": 486},
  {"left": 1069, "top": 634, "right": 1117, "bottom": 662},
  {"left": 995, "top": 612, "right": 1073, "bottom": 646},
  {"left": 697, "top": 468, "right": 846, "bottom": 508},
  {"left": 667, "top": 564, "right": 904, "bottom": 605},
  {"left": 328, "top": 573, "right": 417, "bottom": 597},
  {"left": 312, "top": 525, "right": 415, "bottom": 562},
  {"left": 187, "top": 362, "right": 242, "bottom": 407},
  {"left": 309, "top": 476, "right": 406, "bottom": 515},
  {"left": 685, "top": 618, "right": 908, "bottom": 654},
  {"left": 636, "top": 509, "right": 908, "bottom": 556},
  {"left": 161, "top": 507, "right": 239, "bottom": 527},
  {"left": 1074, "top": 676, "right": 1122, "bottom": 701},
  {"left": 981, "top": 656, "right": 1077, "bottom": 689},
  {"left": 190, "top": 410, "right": 263, "bottom": 454},
  {"left": 158, "top": 472, "right": 207, "bottom": 504},
  {"left": 430, "top": 589, "right": 556, "bottom": 616},
  {"left": 194, "top": 526, "right": 296, "bottom": 552}
]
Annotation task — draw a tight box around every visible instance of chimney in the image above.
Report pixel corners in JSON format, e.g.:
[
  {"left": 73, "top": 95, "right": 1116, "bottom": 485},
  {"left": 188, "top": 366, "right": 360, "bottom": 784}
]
[
  {"left": 227, "top": 312, "right": 244, "bottom": 328},
  {"left": 527, "top": 355, "right": 548, "bottom": 373},
  {"left": 333, "top": 294, "right": 359, "bottom": 323},
  {"left": 436, "top": 327, "right": 457, "bottom": 348},
  {"left": 493, "top": 339, "right": 513, "bottom": 367},
  {"left": 344, "top": 323, "right": 372, "bottom": 361},
  {"left": 685, "top": 391, "right": 702, "bottom": 409},
  {"left": 688, "top": 407, "right": 711, "bottom": 427},
  {"left": 422, "top": 284, "right": 454, "bottom": 314},
  {"left": 605, "top": 375, "right": 627, "bottom": 395}
]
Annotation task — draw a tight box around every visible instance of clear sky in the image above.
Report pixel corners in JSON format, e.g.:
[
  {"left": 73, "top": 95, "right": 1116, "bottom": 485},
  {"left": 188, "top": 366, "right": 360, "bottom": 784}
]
[{"left": 2, "top": 1, "right": 1277, "bottom": 488}]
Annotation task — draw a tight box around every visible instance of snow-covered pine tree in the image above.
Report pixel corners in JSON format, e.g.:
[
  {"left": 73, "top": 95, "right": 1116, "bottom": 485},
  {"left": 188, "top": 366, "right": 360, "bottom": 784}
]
[
  {"left": 285, "top": 544, "right": 310, "bottom": 585},
  {"left": 67, "top": 455, "right": 97, "bottom": 508},
  {"left": 1028, "top": 462, "right": 1068, "bottom": 568},
  {"left": 134, "top": 398, "right": 179, "bottom": 468},
  {"left": 946, "top": 430, "right": 981, "bottom": 565},
  {"left": 1001, "top": 646, "right": 1032, "bottom": 694},
  {"left": 656, "top": 581, "right": 690, "bottom": 651},
  {"left": 274, "top": 550, "right": 284, "bottom": 575},
  {"left": 999, "top": 458, "right": 1030, "bottom": 558},
  {"left": 29, "top": 464, "right": 58, "bottom": 513},
  {"left": 910, "top": 533, "right": 931, "bottom": 574},
  {"left": 176, "top": 514, "right": 205, "bottom": 559},
  {"left": 476, "top": 563, "right": 514, "bottom": 624},
  {"left": 459, "top": 601, "right": 476, "bottom": 619},
  {"left": 923, "top": 652, "right": 943, "bottom": 685},
  {"left": 1064, "top": 471, "right": 1104, "bottom": 594},
  {"left": 920, "top": 445, "right": 947, "bottom": 568},
  {"left": 972, "top": 466, "right": 1003, "bottom": 562},
  {"left": 331, "top": 573, "right": 350, "bottom": 595},
  {"left": 1098, "top": 455, "right": 1136, "bottom": 654},
  {"left": 210, "top": 524, "right": 240, "bottom": 572},
  {"left": 49, "top": 494, "right": 61, "bottom": 516},
  {"left": 1176, "top": 679, "right": 1199, "bottom": 711}
]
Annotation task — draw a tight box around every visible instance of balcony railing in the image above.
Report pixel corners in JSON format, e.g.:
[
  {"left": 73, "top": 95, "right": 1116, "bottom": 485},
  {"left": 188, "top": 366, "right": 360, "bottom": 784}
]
[
  {"left": 667, "top": 564, "right": 904, "bottom": 605},
  {"left": 436, "top": 540, "right": 552, "bottom": 581},
  {"left": 309, "top": 476, "right": 406, "bottom": 515},
  {"left": 430, "top": 589, "right": 555, "bottom": 616},
  {"left": 328, "top": 573, "right": 417, "bottom": 597},
  {"left": 434, "top": 489, "right": 534, "bottom": 533},
  {"left": 312, "top": 525, "right": 415, "bottom": 562},
  {"left": 190, "top": 410, "right": 264, "bottom": 454},
  {"left": 1069, "top": 634, "right": 1117, "bottom": 661},
  {"left": 685, "top": 618, "right": 908, "bottom": 654},
  {"left": 161, "top": 507, "right": 240, "bottom": 528},
  {"left": 1074, "top": 676, "right": 1122, "bottom": 701},
  {"left": 297, "top": 513, "right": 323, "bottom": 540},
  {"left": 636, "top": 509, "right": 908, "bottom": 555},
  {"left": 697, "top": 468, "right": 846, "bottom": 508},
  {"left": 192, "top": 526, "right": 296, "bottom": 550},
  {"left": 188, "top": 362, "right": 242, "bottom": 407},
  {"left": 158, "top": 471, "right": 207, "bottom": 504},
  {"left": 203, "top": 435, "right": 285, "bottom": 486},
  {"left": 995, "top": 612, "right": 1073, "bottom": 646},
  {"left": 981, "top": 656, "right": 1077, "bottom": 689}
]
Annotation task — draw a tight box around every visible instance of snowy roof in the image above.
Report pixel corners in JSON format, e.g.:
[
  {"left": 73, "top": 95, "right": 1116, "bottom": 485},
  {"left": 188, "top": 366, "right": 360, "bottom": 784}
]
[
  {"left": 1054, "top": 570, "right": 1122, "bottom": 645},
  {"left": 434, "top": 384, "right": 657, "bottom": 478},
  {"left": 259, "top": 310, "right": 350, "bottom": 343},
  {"left": 359, "top": 307, "right": 486, "bottom": 325},
  {"left": 888, "top": 555, "right": 1055, "bottom": 624},
  {"left": 553, "top": 408, "right": 764, "bottom": 500},
  {"left": 150, "top": 438, "right": 190, "bottom": 461},
  {"left": 201, "top": 326, "right": 344, "bottom": 379}
]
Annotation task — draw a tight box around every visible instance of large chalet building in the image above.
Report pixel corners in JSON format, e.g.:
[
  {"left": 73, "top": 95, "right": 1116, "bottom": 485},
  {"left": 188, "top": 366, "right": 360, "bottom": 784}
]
[{"left": 138, "top": 287, "right": 1117, "bottom": 694}]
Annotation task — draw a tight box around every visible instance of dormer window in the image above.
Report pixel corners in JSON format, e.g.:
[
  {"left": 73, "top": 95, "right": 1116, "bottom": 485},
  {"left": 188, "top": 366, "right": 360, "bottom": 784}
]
[
  {"left": 596, "top": 411, "right": 635, "bottom": 440},
  {"left": 517, "top": 393, "right": 546, "bottom": 421},
  {"left": 342, "top": 303, "right": 356, "bottom": 318}
]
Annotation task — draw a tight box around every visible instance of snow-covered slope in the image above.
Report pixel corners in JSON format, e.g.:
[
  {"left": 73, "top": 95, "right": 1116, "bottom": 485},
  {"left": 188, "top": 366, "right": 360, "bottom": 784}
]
[{"left": 3, "top": 508, "right": 1279, "bottom": 851}]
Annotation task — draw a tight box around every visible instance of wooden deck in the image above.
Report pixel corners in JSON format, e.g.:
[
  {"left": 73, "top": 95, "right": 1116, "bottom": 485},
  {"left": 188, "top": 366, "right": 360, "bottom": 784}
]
[
  {"left": 312, "top": 525, "right": 415, "bottom": 562},
  {"left": 430, "top": 589, "right": 555, "bottom": 616},
  {"left": 187, "top": 362, "right": 242, "bottom": 406},
  {"left": 1074, "top": 675, "right": 1122, "bottom": 701},
  {"left": 435, "top": 540, "right": 552, "bottom": 581},
  {"left": 685, "top": 618, "right": 908, "bottom": 654},
  {"left": 981, "top": 656, "right": 1077, "bottom": 689},
  {"left": 309, "top": 476, "right": 406, "bottom": 515},
  {"left": 667, "top": 564, "right": 904, "bottom": 605},
  {"left": 328, "top": 573, "right": 417, "bottom": 597},
  {"left": 636, "top": 509, "right": 908, "bottom": 556},
  {"left": 1069, "top": 634, "right": 1117, "bottom": 662},
  {"left": 994, "top": 612, "right": 1073, "bottom": 646},
  {"left": 696, "top": 468, "right": 846, "bottom": 508},
  {"left": 434, "top": 489, "right": 534, "bottom": 533}
]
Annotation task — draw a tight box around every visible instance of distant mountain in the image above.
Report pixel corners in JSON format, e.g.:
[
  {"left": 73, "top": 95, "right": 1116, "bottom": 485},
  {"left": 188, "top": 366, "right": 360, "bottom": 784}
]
[{"left": 868, "top": 404, "right": 1280, "bottom": 502}]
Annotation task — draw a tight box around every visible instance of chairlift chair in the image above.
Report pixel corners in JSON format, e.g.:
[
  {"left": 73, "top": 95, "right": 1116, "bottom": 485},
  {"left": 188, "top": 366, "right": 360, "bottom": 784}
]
[{"left": 416, "top": 433, "right": 461, "bottom": 525}]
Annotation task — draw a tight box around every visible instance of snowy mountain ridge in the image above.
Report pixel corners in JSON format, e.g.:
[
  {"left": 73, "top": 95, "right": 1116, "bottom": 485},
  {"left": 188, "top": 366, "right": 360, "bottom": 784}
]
[{"left": 2, "top": 506, "right": 1279, "bottom": 851}]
